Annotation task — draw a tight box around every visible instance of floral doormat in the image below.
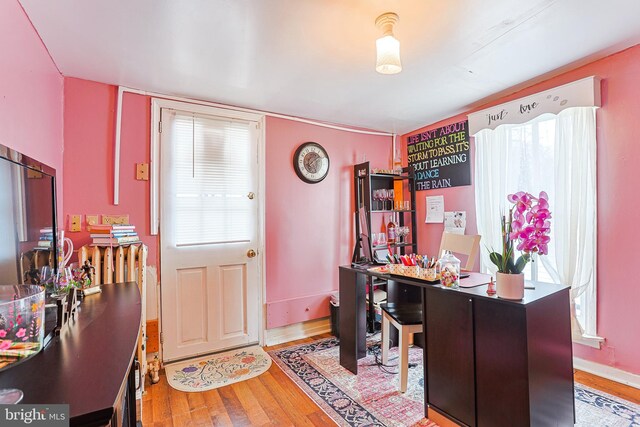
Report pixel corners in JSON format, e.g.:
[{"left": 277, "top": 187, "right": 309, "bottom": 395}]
[
  {"left": 165, "top": 346, "right": 271, "bottom": 392},
  {"left": 269, "top": 336, "right": 640, "bottom": 427}
]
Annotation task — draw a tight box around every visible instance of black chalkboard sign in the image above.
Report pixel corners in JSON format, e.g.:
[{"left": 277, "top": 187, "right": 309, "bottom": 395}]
[{"left": 407, "top": 120, "right": 471, "bottom": 191}]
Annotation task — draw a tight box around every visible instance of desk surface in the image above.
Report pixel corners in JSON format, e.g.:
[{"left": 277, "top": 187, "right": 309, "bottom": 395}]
[
  {"left": 340, "top": 265, "right": 570, "bottom": 306},
  {"left": 0, "top": 282, "right": 141, "bottom": 424}
]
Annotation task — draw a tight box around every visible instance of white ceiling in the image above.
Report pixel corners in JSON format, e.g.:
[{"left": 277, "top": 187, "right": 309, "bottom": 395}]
[{"left": 20, "top": 0, "right": 640, "bottom": 134}]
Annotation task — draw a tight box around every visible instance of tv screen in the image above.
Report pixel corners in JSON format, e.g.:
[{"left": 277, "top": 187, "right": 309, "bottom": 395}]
[{"left": 0, "top": 146, "right": 57, "bottom": 286}]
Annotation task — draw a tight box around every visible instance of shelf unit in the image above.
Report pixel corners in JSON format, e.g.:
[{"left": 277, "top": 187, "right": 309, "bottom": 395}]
[
  {"left": 352, "top": 161, "right": 418, "bottom": 332},
  {"left": 352, "top": 161, "right": 417, "bottom": 263}
]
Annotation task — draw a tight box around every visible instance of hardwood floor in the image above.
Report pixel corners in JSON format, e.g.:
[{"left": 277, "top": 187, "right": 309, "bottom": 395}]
[
  {"left": 574, "top": 369, "right": 640, "bottom": 405},
  {"left": 142, "top": 334, "right": 639, "bottom": 426},
  {"left": 142, "top": 334, "right": 336, "bottom": 426}
]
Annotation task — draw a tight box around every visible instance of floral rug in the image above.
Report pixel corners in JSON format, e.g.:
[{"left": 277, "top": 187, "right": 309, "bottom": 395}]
[
  {"left": 269, "top": 336, "right": 434, "bottom": 427},
  {"left": 269, "top": 336, "right": 640, "bottom": 427},
  {"left": 165, "top": 345, "right": 271, "bottom": 392}
]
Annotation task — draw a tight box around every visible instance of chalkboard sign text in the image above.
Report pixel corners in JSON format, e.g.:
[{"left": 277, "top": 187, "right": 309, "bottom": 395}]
[{"left": 407, "top": 120, "right": 471, "bottom": 191}]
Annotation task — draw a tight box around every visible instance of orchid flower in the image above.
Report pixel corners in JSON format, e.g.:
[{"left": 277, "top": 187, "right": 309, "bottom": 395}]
[{"left": 489, "top": 191, "right": 552, "bottom": 274}]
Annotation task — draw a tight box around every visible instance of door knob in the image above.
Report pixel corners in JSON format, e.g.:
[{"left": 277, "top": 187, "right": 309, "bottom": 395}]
[
  {"left": 247, "top": 249, "right": 257, "bottom": 258},
  {"left": 247, "top": 192, "right": 255, "bottom": 200}
]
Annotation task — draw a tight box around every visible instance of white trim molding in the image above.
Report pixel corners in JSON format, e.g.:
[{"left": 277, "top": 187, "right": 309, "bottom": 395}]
[
  {"left": 468, "top": 76, "right": 601, "bottom": 135},
  {"left": 113, "top": 86, "right": 125, "bottom": 205},
  {"left": 574, "top": 357, "right": 640, "bottom": 390},
  {"left": 257, "top": 116, "right": 267, "bottom": 347},
  {"left": 265, "top": 317, "right": 331, "bottom": 347},
  {"left": 573, "top": 334, "right": 605, "bottom": 349}
]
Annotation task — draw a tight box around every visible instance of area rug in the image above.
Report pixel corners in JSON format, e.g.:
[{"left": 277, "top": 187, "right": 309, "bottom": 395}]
[
  {"left": 165, "top": 345, "right": 271, "bottom": 392},
  {"left": 269, "top": 336, "right": 640, "bottom": 427},
  {"left": 269, "top": 336, "right": 434, "bottom": 426}
]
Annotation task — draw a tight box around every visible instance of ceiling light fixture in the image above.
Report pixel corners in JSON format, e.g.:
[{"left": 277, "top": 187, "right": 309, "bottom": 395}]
[{"left": 375, "top": 12, "right": 402, "bottom": 75}]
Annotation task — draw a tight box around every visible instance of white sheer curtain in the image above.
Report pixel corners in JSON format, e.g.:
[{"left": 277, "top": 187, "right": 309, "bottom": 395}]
[{"left": 474, "top": 107, "right": 599, "bottom": 342}]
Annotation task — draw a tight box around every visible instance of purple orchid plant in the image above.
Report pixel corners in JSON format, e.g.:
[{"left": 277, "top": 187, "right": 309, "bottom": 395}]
[{"left": 489, "top": 191, "right": 552, "bottom": 274}]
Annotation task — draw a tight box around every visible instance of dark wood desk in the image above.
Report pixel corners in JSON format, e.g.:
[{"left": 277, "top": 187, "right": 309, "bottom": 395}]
[
  {"left": 339, "top": 265, "right": 574, "bottom": 427},
  {"left": 0, "top": 282, "right": 142, "bottom": 426}
]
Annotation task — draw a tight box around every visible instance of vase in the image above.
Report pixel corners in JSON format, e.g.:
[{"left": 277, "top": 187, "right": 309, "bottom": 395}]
[{"left": 496, "top": 272, "right": 525, "bottom": 300}]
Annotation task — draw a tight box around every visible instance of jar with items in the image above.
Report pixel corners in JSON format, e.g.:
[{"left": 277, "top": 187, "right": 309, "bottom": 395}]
[{"left": 438, "top": 250, "right": 460, "bottom": 289}]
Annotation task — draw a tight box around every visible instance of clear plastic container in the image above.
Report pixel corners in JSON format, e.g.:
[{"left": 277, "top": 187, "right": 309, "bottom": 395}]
[
  {"left": 438, "top": 251, "right": 461, "bottom": 289},
  {"left": 0, "top": 285, "right": 45, "bottom": 371}
]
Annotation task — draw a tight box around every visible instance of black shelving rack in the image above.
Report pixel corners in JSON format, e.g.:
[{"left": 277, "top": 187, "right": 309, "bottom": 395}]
[
  {"left": 351, "top": 161, "right": 418, "bottom": 332},
  {"left": 352, "top": 161, "right": 418, "bottom": 264}
]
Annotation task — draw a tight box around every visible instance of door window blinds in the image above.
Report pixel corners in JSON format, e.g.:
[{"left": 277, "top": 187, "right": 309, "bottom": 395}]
[{"left": 165, "top": 110, "right": 255, "bottom": 246}]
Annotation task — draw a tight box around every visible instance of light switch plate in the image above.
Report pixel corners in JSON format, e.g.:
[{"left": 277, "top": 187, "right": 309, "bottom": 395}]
[
  {"left": 102, "top": 214, "right": 130, "bottom": 225},
  {"left": 136, "top": 163, "right": 149, "bottom": 181},
  {"left": 69, "top": 215, "right": 82, "bottom": 232},
  {"left": 86, "top": 215, "right": 99, "bottom": 226}
]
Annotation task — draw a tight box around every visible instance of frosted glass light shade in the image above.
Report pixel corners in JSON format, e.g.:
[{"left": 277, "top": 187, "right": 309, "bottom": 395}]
[{"left": 376, "top": 35, "right": 402, "bottom": 74}]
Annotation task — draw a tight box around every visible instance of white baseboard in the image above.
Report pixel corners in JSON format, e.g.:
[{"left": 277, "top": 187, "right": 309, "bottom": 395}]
[
  {"left": 265, "top": 317, "right": 331, "bottom": 346},
  {"left": 574, "top": 357, "right": 640, "bottom": 389}
]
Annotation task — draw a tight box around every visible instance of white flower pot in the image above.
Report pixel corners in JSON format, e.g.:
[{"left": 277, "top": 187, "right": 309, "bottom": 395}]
[{"left": 496, "top": 272, "right": 525, "bottom": 300}]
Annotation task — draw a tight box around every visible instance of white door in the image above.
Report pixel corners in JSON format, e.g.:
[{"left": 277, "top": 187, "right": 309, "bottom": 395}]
[{"left": 160, "top": 107, "right": 262, "bottom": 362}]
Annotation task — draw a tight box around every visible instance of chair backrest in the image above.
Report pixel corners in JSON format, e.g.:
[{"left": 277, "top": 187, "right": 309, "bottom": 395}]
[{"left": 438, "top": 232, "right": 481, "bottom": 271}]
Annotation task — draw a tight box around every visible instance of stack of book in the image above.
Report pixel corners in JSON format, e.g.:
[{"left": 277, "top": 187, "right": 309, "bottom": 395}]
[
  {"left": 36, "top": 228, "right": 54, "bottom": 249},
  {"left": 88, "top": 224, "right": 140, "bottom": 246}
]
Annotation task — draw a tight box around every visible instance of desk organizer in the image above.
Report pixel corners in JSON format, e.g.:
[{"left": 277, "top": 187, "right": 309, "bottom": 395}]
[{"left": 388, "top": 264, "right": 438, "bottom": 281}]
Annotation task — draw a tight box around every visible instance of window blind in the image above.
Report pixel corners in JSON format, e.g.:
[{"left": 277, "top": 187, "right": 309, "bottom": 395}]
[{"left": 168, "top": 111, "right": 254, "bottom": 246}]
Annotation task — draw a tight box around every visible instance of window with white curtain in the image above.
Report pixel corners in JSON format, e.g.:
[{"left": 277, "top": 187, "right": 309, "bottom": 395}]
[{"left": 474, "top": 106, "right": 602, "bottom": 347}]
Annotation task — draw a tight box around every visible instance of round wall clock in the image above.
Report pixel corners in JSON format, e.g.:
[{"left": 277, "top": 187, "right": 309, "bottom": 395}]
[{"left": 293, "top": 142, "right": 330, "bottom": 184}]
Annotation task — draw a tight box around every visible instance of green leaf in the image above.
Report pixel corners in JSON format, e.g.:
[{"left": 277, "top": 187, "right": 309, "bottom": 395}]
[
  {"left": 514, "top": 254, "right": 530, "bottom": 274},
  {"left": 504, "top": 246, "right": 515, "bottom": 272},
  {"left": 489, "top": 252, "right": 503, "bottom": 270},
  {"left": 506, "top": 257, "right": 517, "bottom": 274}
]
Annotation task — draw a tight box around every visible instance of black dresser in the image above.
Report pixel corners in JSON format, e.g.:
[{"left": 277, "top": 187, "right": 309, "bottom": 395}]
[{"left": 0, "top": 282, "right": 142, "bottom": 426}]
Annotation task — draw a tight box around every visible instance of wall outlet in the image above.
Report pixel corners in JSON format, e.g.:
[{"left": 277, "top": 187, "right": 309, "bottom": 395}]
[
  {"left": 69, "top": 214, "right": 82, "bottom": 232},
  {"left": 86, "top": 215, "right": 99, "bottom": 226},
  {"left": 102, "top": 214, "right": 130, "bottom": 225},
  {"left": 136, "top": 163, "right": 149, "bottom": 181}
]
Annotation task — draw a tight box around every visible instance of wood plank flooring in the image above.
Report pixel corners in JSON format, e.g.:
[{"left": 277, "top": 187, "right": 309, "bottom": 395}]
[
  {"left": 574, "top": 369, "right": 640, "bottom": 405},
  {"left": 142, "top": 333, "right": 639, "bottom": 426},
  {"left": 142, "top": 334, "right": 335, "bottom": 426}
]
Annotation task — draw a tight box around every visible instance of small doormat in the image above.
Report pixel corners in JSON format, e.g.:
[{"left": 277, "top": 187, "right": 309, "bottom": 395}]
[
  {"left": 269, "top": 335, "right": 640, "bottom": 427},
  {"left": 165, "top": 346, "right": 271, "bottom": 392}
]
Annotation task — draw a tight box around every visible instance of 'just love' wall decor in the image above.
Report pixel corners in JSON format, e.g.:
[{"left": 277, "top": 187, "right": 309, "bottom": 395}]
[
  {"left": 407, "top": 120, "right": 471, "bottom": 191},
  {"left": 467, "top": 76, "right": 601, "bottom": 134}
]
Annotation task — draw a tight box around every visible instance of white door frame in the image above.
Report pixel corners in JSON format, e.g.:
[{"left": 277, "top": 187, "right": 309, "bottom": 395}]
[{"left": 150, "top": 98, "right": 266, "bottom": 360}]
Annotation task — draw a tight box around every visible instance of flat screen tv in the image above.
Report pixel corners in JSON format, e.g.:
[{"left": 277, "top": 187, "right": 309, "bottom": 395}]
[{"left": 0, "top": 144, "right": 58, "bottom": 287}]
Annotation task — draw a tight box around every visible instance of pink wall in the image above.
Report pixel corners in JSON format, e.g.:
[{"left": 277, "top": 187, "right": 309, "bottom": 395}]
[
  {"left": 10, "top": 0, "right": 637, "bottom": 372},
  {"left": 265, "top": 117, "right": 391, "bottom": 328},
  {"left": 0, "top": 0, "right": 64, "bottom": 210},
  {"left": 402, "top": 44, "right": 640, "bottom": 375},
  {"left": 63, "top": 79, "right": 156, "bottom": 265},
  {"left": 61, "top": 80, "right": 392, "bottom": 328}
]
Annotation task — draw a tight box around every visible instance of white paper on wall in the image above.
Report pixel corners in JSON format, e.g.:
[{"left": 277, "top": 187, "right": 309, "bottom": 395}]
[
  {"left": 444, "top": 211, "right": 466, "bottom": 235},
  {"left": 425, "top": 195, "right": 444, "bottom": 223}
]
